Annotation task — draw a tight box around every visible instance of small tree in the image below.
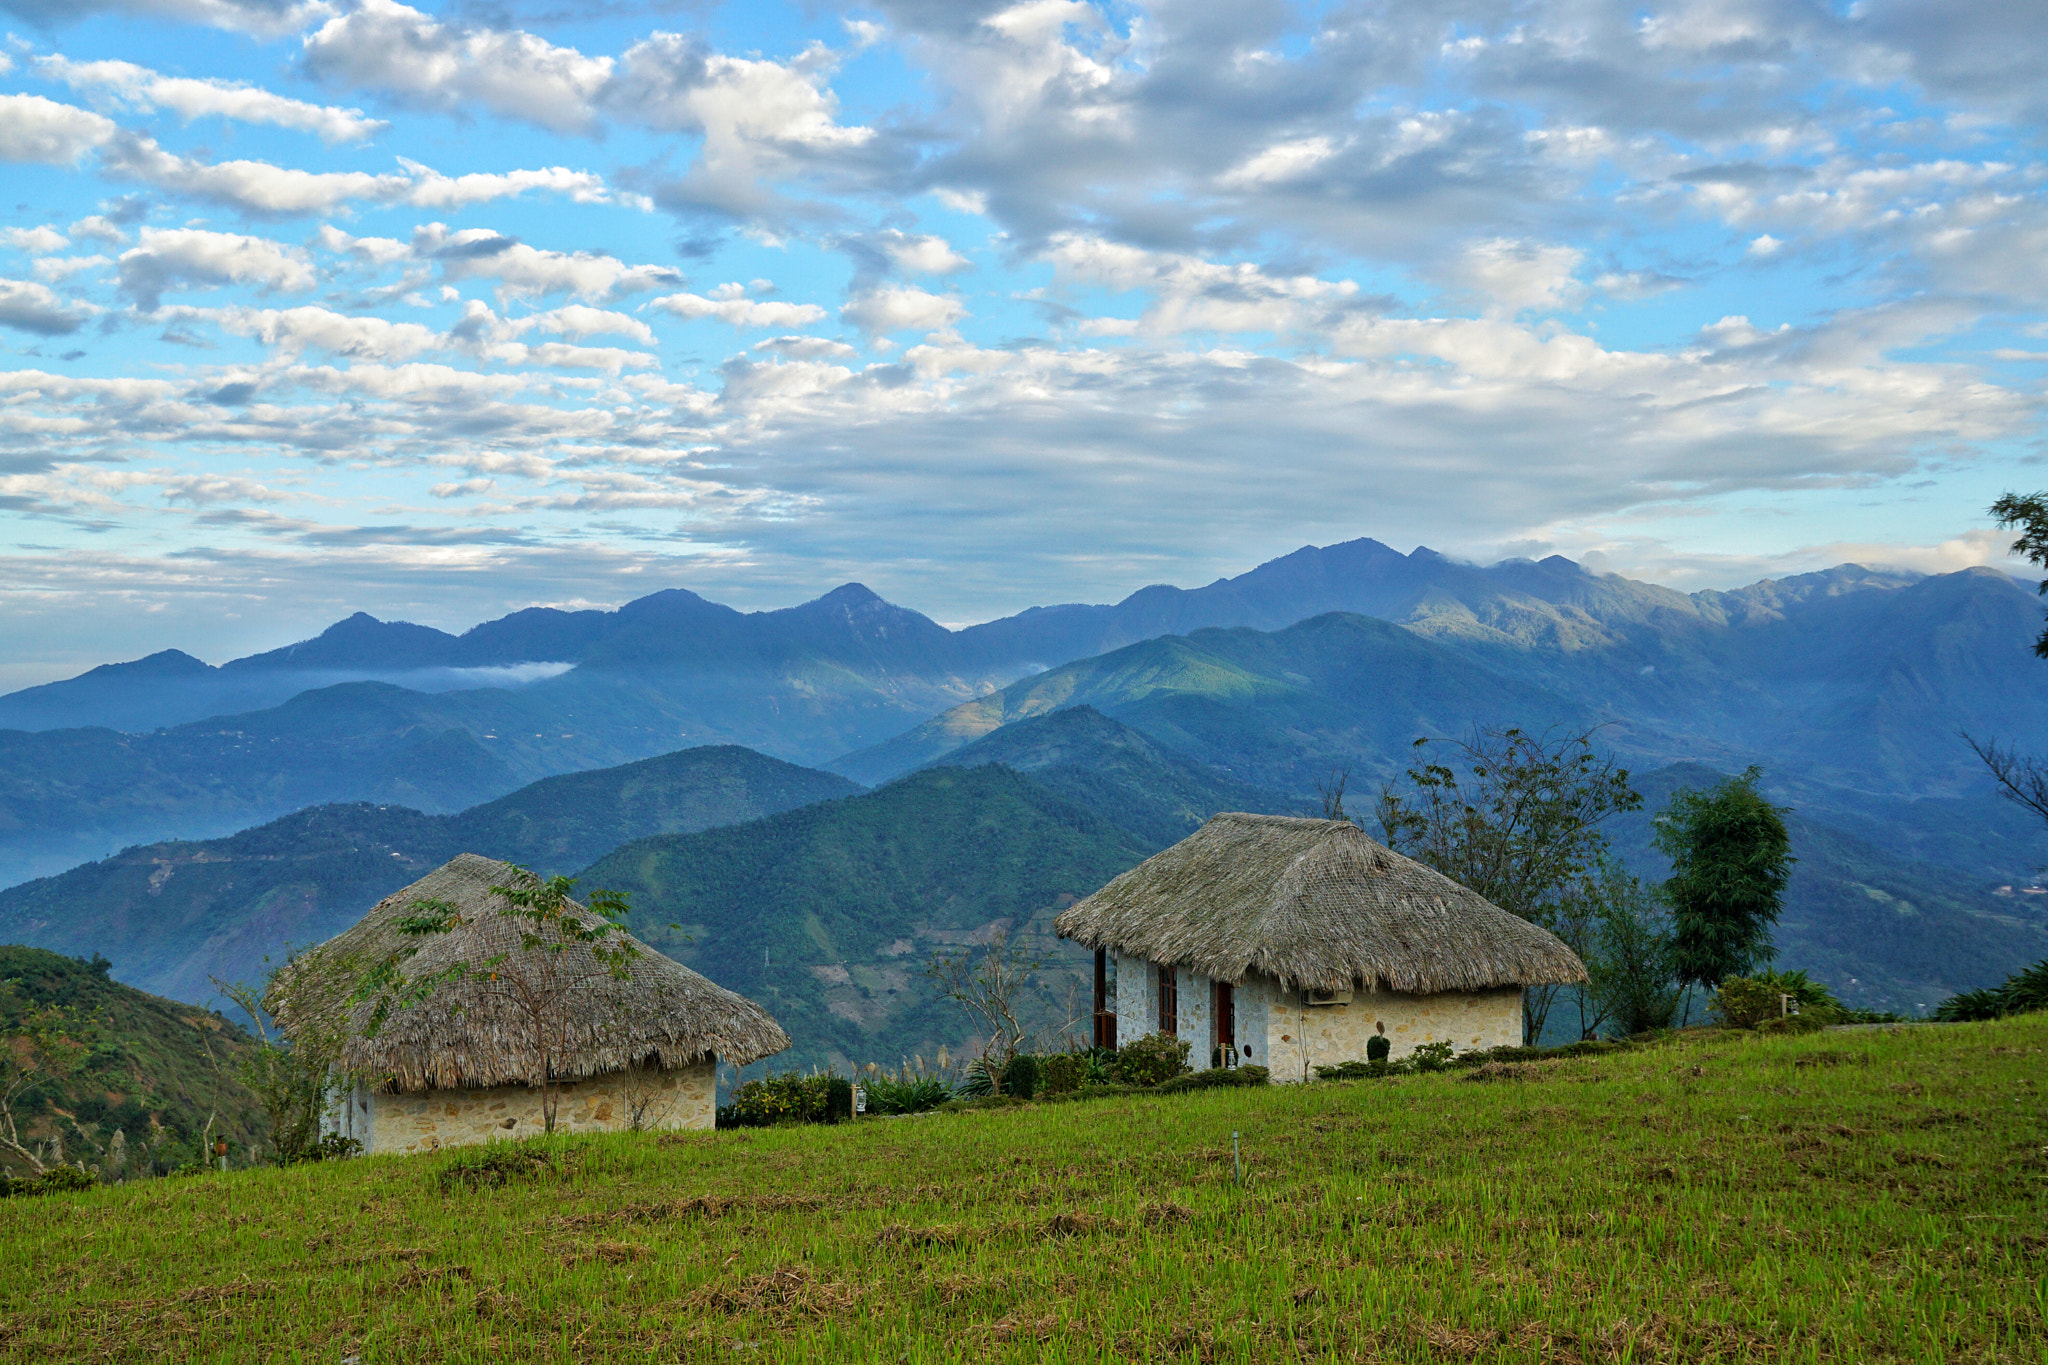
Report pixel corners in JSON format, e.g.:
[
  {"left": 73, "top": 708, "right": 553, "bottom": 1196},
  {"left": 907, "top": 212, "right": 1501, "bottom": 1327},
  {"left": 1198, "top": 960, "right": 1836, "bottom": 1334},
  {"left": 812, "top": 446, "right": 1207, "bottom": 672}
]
[
  {"left": 217, "top": 954, "right": 349, "bottom": 1165},
  {"left": 1655, "top": 767, "right": 1794, "bottom": 1000},
  {"left": 0, "top": 984, "right": 94, "bottom": 1177},
  {"left": 1377, "top": 725, "right": 1642, "bottom": 1042},
  {"left": 355, "top": 868, "right": 641, "bottom": 1136},
  {"left": 923, "top": 927, "right": 1041, "bottom": 1095},
  {"left": 1584, "top": 862, "right": 1684, "bottom": 1037}
]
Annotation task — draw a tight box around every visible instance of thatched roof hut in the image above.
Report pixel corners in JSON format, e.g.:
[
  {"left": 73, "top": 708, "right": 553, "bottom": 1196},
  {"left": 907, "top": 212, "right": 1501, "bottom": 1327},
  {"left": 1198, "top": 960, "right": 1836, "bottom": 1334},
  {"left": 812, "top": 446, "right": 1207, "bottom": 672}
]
[
  {"left": 271, "top": 853, "right": 788, "bottom": 1091},
  {"left": 1054, "top": 814, "right": 1587, "bottom": 995}
]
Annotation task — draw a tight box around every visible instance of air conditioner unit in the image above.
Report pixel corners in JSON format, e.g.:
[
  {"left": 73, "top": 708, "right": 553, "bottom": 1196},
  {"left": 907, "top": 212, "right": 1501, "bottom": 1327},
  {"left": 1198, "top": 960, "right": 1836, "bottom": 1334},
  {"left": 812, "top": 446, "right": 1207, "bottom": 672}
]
[{"left": 1304, "top": 988, "right": 1353, "bottom": 1007}]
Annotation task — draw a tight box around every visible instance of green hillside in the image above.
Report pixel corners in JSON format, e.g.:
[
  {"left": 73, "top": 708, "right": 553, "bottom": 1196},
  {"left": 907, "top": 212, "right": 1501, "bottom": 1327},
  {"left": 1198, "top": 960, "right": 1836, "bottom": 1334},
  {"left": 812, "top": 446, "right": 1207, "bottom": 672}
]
[
  {"left": 0, "top": 746, "right": 857, "bottom": 1004},
  {"left": 931, "top": 705, "right": 1293, "bottom": 846},
  {"left": 581, "top": 765, "right": 1153, "bottom": 1073},
  {"left": 2, "top": 1019, "right": 2039, "bottom": 1362},
  {"left": 0, "top": 946, "right": 263, "bottom": 1179}
]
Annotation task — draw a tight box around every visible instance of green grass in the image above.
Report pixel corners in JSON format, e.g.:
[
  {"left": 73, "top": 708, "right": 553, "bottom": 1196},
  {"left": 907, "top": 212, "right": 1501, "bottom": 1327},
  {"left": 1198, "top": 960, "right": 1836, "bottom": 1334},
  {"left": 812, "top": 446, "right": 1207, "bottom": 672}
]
[{"left": 4, "top": 1019, "right": 2043, "bottom": 1363}]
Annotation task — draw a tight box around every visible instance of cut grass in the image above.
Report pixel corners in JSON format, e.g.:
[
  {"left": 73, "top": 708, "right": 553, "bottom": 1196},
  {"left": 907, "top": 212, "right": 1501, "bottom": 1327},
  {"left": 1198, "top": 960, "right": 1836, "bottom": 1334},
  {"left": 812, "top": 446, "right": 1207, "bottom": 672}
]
[{"left": 2, "top": 1019, "right": 2043, "bottom": 1363}]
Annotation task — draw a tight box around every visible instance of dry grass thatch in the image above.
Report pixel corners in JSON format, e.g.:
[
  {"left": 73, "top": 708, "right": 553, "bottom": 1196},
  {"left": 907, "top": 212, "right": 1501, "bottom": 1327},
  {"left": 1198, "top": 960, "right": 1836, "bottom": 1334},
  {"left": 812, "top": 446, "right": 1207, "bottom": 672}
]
[
  {"left": 269, "top": 853, "right": 789, "bottom": 1090},
  {"left": 1053, "top": 814, "right": 1588, "bottom": 994}
]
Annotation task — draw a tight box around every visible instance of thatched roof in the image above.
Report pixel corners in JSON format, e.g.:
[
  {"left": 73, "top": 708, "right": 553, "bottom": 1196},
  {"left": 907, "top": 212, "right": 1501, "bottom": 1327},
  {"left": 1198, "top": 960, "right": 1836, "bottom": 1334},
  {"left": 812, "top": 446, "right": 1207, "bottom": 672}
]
[
  {"left": 269, "top": 853, "right": 788, "bottom": 1090},
  {"left": 1054, "top": 814, "right": 1587, "bottom": 994}
]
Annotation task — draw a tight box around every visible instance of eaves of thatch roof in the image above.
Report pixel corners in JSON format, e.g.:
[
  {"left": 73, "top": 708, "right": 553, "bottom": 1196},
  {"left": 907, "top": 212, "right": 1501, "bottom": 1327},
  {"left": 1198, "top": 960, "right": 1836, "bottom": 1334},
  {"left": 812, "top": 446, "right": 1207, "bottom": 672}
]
[
  {"left": 1054, "top": 813, "right": 1588, "bottom": 995},
  {"left": 269, "top": 853, "right": 789, "bottom": 1091}
]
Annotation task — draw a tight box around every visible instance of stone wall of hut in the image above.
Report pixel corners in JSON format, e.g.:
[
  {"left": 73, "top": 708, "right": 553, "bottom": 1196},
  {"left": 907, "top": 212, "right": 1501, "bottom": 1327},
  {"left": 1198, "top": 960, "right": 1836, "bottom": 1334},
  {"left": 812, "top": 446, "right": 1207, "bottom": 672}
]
[
  {"left": 329, "top": 1060, "right": 716, "bottom": 1154},
  {"left": 1262, "top": 984, "right": 1522, "bottom": 1082}
]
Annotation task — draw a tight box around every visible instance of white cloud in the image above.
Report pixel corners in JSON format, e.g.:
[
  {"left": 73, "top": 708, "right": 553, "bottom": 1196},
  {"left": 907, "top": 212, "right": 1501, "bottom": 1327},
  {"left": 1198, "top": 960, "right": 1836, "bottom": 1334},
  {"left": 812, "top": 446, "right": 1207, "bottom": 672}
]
[
  {"left": 1043, "top": 235, "right": 1358, "bottom": 336},
  {"left": 202, "top": 304, "right": 442, "bottom": 361},
  {"left": 117, "top": 228, "right": 318, "bottom": 311},
  {"left": 35, "top": 56, "right": 384, "bottom": 144},
  {"left": 651, "top": 285, "right": 829, "bottom": 329},
  {"left": 414, "top": 224, "right": 681, "bottom": 301},
  {"left": 1447, "top": 239, "right": 1586, "bottom": 316},
  {"left": 69, "top": 216, "right": 132, "bottom": 247},
  {"left": 300, "top": 0, "right": 614, "bottom": 135},
  {"left": 0, "top": 277, "right": 91, "bottom": 335},
  {"left": 874, "top": 231, "right": 970, "bottom": 275},
  {"left": 101, "top": 134, "right": 411, "bottom": 217},
  {"left": 840, "top": 285, "right": 966, "bottom": 335},
  {"left": 394, "top": 160, "right": 622, "bottom": 211},
  {"left": 32, "top": 255, "right": 110, "bottom": 282},
  {"left": 2, "top": 226, "right": 68, "bottom": 253},
  {"left": 0, "top": 93, "right": 115, "bottom": 164}
]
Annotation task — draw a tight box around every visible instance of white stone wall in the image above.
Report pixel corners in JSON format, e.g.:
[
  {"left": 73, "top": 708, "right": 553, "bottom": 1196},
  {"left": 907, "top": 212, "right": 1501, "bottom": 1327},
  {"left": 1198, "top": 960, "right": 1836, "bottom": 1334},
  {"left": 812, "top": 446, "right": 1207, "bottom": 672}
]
[
  {"left": 1235, "top": 976, "right": 1273, "bottom": 1070},
  {"left": 1261, "top": 982, "right": 1523, "bottom": 1083},
  {"left": 1113, "top": 952, "right": 1152, "bottom": 1041},
  {"left": 329, "top": 1061, "right": 717, "bottom": 1155}
]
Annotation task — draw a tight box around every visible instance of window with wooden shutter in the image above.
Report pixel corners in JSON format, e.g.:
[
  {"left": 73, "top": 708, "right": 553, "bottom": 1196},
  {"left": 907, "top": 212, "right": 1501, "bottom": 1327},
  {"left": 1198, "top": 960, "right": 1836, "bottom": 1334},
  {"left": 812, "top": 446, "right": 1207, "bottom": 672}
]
[{"left": 1158, "top": 965, "right": 1177, "bottom": 1036}]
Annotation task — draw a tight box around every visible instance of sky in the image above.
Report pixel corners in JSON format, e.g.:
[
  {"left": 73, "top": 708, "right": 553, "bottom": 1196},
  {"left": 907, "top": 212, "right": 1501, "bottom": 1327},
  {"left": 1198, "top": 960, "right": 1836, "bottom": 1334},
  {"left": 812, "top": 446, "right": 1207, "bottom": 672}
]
[{"left": 0, "top": 0, "right": 2045, "bottom": 686}]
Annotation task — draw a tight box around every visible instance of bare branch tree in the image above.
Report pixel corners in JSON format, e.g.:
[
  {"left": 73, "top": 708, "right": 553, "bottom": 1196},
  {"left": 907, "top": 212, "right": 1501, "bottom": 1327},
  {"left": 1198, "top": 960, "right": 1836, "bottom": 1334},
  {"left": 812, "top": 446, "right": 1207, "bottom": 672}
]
[
  {"left": 1315, "top": 767, "right": 1353, "bottom": 823},
  {"left": 923, "top": 927, "right": 1041, "bottom": 1093},
  {"left": 1965, "top": 732, "right": 2048, "bottom": 827}
]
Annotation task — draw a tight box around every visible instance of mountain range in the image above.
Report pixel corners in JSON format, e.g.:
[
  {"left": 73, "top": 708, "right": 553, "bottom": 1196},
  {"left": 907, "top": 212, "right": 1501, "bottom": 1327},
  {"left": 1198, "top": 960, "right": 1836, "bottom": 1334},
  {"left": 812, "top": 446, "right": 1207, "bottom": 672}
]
[
  {"left": 4, "top": 540, "right": 2041, "bottom": 890},
  {"left": 2, "top": 534, "right": 2045, "bottom": 1055}
]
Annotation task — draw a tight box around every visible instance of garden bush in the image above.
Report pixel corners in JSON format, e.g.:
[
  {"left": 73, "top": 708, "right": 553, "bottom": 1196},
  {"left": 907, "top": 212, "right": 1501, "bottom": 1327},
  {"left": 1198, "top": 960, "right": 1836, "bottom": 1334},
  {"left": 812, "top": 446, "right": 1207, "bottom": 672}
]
[
  {"left": 1411, "top": 1040, "right": 1457, "bottom": 1072},
  {"left": 722, "top": 1072, "right": 851, "bottom": 1127},
  {"left": 1110, "top": 1032, "right": 1192, "bottom": 1087},
  {"left": 1000, "top": 1053, "right": 1040, "bottom": 1100},
  {"left": 1038, "top": 1052, "right": 1088, "bottom": 1096},
  {"left": 861, "top": 1067, "right": 953, "bottom": 1115},
  {"left": 1716, "top": 971, "right": 1844, "bottom": 1029},
  {"left": 1157, "top": 1065, "right": 1269, "bottom": 1093}
]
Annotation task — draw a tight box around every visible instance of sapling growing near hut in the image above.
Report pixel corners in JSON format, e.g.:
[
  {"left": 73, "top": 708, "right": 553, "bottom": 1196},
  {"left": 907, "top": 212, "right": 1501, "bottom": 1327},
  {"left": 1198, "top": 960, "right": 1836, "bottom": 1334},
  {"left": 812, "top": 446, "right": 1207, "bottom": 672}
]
[
  {"left": 355, "top": 866, "right": 643, "bottom": 1136},
  {"left": 218, "top": 954, "right": 350, "bottom": 1165}
]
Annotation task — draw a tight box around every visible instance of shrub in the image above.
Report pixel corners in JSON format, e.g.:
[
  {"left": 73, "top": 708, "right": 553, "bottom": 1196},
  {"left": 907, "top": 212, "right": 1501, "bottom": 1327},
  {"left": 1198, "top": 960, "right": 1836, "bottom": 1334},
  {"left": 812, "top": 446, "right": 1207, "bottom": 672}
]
[
  {"left": 1039, "top": 1052, "right": 1088, "bottom": 1097},
  {"left": 1110, "top": 1032, "right": 1192, "bottom": 1087},
  {"left": 1716, "top": 971, "right": 1843, "bottom": 1029},
  {"left": 1756, "top": 1013, "right": 1827, "bottom": 1036},
  {"left": 1001, "top": 1053, "right": 1040, "bottom": 1100},
  {"left": 1933, "top": 958, "right": 2048, "bottom": 1022},
  {"left": 1157, "top": 1066, "right": 1269, "bottom": 1094},
  {"left": 1411, "top": 1040, "right": 1457, "bottom": 1073},
  {"left": 862, "top": 1069, "right": 953, "bottom": 1115},
  {"left": 724, "top": 1072, "right": 850, "bottom": 1128},
  {"left": 0, "top": 1165, "right": 96, "bottom": 1198}
]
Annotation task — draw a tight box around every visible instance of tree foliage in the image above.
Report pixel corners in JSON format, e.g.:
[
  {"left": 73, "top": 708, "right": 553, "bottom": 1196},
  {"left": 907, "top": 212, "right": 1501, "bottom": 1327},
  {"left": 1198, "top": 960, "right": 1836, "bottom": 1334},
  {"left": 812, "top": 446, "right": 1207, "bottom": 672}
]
[
  {"left": 1655, "top": 767, "right": 1794, "bottom": 991},
  {"left": 1554, "top": 859, "right": 1685, "bottom": 1039},
  {"left": 1376, "top": 725, "right": 1642, "bottom": 1042}
]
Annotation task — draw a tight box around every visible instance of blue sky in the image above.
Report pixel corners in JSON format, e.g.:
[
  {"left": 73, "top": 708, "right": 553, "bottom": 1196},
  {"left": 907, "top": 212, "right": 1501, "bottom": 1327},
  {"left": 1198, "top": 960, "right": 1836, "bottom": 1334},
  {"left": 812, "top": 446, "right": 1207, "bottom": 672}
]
[{"left": 0, "top": 0, "right": 2044, "bottom": 684}]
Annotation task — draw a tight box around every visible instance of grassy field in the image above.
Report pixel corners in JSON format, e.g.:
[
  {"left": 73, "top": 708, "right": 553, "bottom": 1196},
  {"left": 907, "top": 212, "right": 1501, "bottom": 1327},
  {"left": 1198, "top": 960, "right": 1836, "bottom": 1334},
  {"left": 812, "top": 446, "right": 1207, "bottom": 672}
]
[{"left": 3, "top": 1018, "right": 2042, "bottom": 1364}]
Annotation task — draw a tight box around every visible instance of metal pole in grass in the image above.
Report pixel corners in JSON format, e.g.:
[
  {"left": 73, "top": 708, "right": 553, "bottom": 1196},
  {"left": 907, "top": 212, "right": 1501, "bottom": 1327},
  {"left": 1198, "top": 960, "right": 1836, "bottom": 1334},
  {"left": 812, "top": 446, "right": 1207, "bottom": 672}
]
[{"left": 1233, "top": 1131, "right": 1242, "bottom": 1187}]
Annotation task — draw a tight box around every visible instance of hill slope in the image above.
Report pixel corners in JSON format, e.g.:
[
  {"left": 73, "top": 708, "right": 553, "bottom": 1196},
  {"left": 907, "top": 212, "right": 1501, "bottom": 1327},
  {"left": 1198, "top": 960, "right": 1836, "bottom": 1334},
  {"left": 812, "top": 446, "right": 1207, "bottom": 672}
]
[
  {"left": 580, "top": 765, "right": 1154, "bottom": 1073},
  {"left": 0, "top": 747, "right": 857, "bottom": 1002},
  {"left": 0, "top": 946, "right": 263, "bottom": 1178}
]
